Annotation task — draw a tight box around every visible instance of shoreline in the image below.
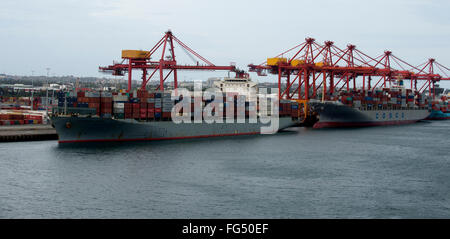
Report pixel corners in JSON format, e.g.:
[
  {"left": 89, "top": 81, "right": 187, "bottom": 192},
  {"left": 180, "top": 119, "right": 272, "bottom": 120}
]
[{"left": 0, "top": 125, "right": 57, "bottom": 142}]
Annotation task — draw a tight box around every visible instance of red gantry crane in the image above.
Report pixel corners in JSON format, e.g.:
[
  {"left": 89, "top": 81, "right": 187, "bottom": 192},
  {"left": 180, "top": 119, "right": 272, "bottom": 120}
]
[
  {"left": 248, "top": 38, "right": 450, "bottom": 102},
  {"left": 100, "top": 30, "right": 236, "bottom": 92}
]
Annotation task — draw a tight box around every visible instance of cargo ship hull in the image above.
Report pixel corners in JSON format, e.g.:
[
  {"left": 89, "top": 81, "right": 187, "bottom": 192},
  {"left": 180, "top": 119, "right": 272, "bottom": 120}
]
[
  {"left": 311, "top": 102, "right": 430, "bottom": 128},
  {"left": 426, "top": 110, "right": 450, "bottom": 120},
  {"left": 52, "top": 117, "right": 298, "bottom": 143}
]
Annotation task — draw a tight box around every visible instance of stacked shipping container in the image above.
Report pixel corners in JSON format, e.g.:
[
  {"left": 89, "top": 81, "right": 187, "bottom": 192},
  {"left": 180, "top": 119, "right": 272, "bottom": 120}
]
[
  {"left": 55, "top": 89, "right": 301, "bottom": 121},
  {"left": 337, "top": 88, "right": 430, "bottom": 110}
]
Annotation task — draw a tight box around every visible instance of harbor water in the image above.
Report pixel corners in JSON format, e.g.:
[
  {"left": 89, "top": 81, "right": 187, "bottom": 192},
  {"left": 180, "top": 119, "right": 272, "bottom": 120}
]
[{"left": 1, "top": 120, "right": 449, "bottom": 218}]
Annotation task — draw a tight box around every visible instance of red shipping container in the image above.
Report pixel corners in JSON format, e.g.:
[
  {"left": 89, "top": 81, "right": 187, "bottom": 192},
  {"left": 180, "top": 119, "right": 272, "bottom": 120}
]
[
  {"left": 137, "top": 90, "right": 149, "bottom": 98},
  {"left": 162, "top": 112, "right": 171, "bottom": 118},
  {"left": 29, "top": 115, "right": 42, "bottom": 120},
  {"left": 88, "top": 103, "right": 97, "bottom": 108},
  {"left": 101, "top": 102, "right": 112, "bottom": 109},
  {"left": 101, "top": 107, "right": 112, "bottom": 113},
  {"left": 148, "top": 103, "right": 155, "bottom": 108},
  {"left": 147, "top": 112, "right": 155, "bottom": 118},
  {"left": 101, "top": 97, "right": 112, "bottom": 103},
  {"left": 155, "top": 108, "right": 162, "bottom": 113},
  {"left": 124, "top": 102, "right": 132, "bottom": 110}
]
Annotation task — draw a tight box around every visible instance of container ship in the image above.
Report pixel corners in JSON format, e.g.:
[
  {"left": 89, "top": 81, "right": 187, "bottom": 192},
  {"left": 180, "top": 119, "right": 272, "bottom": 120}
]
[
  {"left": 426, "top": 95, "right": 449, "bottom": 120},
  {"left": 310, "top": 82, "right": 431, "bottom": 128},
  {"left": 51, "top": 78, "right": 302, "bottom": 144}
]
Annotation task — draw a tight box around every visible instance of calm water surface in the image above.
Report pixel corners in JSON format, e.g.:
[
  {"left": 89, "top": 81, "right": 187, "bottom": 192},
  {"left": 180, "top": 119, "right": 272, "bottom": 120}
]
[{"left": 1, "top": 120, "right": 449, "bottom": 218}]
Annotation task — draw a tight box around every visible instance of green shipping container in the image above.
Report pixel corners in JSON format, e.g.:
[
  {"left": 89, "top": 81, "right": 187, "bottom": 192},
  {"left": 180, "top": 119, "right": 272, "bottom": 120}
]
[{"left": 114, "top": 113, "right": 125, "bottom": 119}]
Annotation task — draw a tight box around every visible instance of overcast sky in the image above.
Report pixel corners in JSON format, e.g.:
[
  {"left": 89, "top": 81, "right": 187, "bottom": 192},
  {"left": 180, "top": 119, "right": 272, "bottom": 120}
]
[{"left": 1, "top": 0, "right": 449, "bottom": 86}]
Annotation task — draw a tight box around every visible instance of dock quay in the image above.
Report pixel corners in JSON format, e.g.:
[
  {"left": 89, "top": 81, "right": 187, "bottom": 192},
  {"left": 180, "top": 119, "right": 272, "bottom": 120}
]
[{"left": 0, "top": 125, "right": 57, "bottom": 142}]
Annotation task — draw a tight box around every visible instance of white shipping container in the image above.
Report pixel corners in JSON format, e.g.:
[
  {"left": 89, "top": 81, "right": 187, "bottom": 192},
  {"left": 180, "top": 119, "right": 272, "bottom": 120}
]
[
  {"left": 114, "top": 103, "right": 124, "bottom": 108},
  {"left": 113, "top": 95, "right": 128, "bottom": 101}
]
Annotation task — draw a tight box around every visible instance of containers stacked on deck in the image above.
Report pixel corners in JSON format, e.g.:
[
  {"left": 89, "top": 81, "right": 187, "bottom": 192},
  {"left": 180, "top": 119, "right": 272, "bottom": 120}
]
[
  {"left": 290, "top": 101, "right": 300, "bottom": 118},
  {"left": 279, "top": 100, "right": 292, "bottom": 117},
  {"left": 56, "top": 91, "right": 113, "bottom": 117},
  {"left": 162, "top": 92, "right": 174, "bottom": 118},
  {"left": 57, "top": 89, "right": 301, "bottom": 121},
  {"left": 431, "top": 95, "right": 449, "bottom": 113},
  {"left": 100, "top": 92, "right": 113, "bottom": 118},
  {"left": 337, "top": 88, "right": 430, "bottom": 109},
  {"left": 154, "top": 92, "right": 162, "bottom": 119},
  {"left": 121, "top": 89, "right": 293, "bottom": 121}
]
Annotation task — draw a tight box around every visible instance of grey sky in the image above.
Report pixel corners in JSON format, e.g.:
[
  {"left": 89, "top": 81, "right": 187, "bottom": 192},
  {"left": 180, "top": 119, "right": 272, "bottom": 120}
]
[{"left": 1, "top": 0, "right": 449, "bottom": 87}]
